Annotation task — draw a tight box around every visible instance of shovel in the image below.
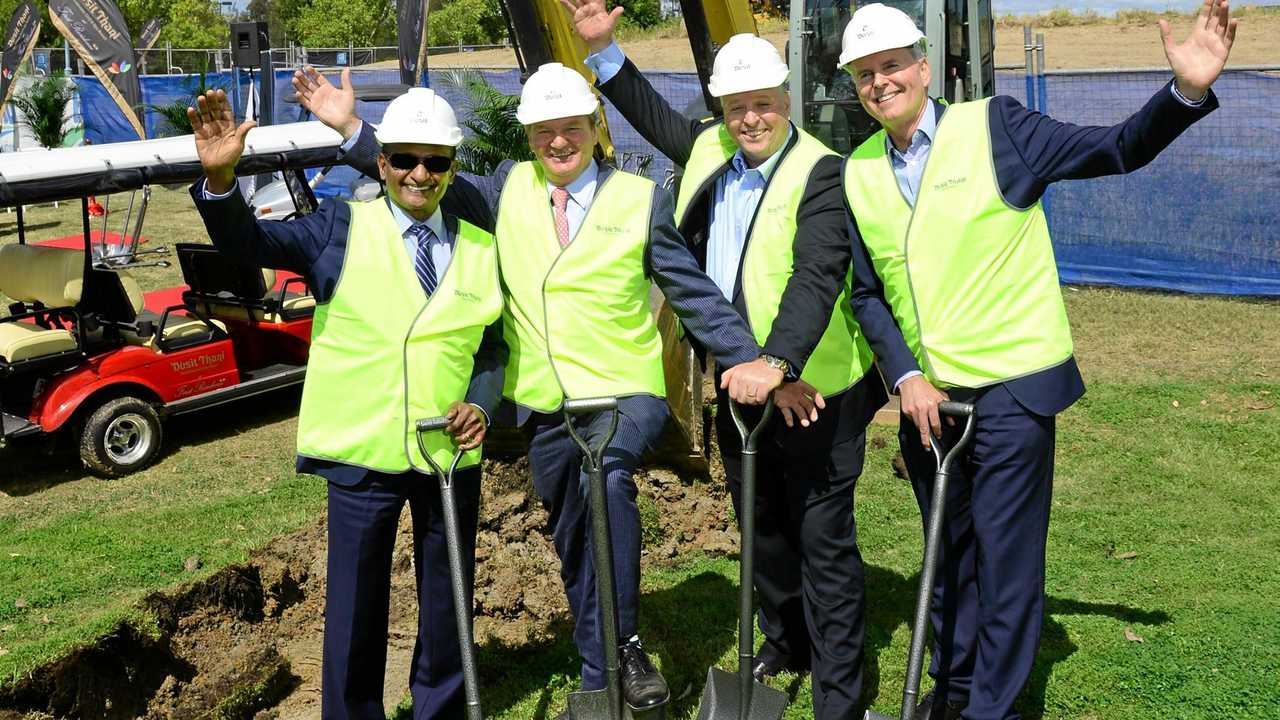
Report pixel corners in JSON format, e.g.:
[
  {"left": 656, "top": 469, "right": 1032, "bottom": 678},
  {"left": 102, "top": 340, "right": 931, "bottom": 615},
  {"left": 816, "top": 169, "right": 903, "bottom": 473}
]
[
  {"left": 415, "top": 415, "right": 484, "bottom": 720},
  {"left": 696, "top": 397, "right": 788, "bottom": 720},
  {"left": 561, "top": 396, "right": 626, "bottom": 720},
  {"left": 865, "top": 400, "right": 977, "bottom": 720}
]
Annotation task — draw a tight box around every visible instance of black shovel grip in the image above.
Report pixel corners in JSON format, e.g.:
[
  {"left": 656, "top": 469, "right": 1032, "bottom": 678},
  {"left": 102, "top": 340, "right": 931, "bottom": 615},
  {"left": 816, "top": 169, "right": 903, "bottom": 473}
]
[{"left": 938, "top": 401, "right": 975, "bottom": 418}]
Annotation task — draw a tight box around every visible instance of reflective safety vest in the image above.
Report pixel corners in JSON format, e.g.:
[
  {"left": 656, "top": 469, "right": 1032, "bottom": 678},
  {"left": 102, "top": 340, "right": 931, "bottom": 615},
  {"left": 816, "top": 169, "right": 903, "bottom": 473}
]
[
  {"left": 296, "top": 200, "right": 502, "bottom": 473},
  {"left": 843, "top": 98, "right": 1073, "bottom": 388},
  {"left": 674, "top": 124, "right": 874, "bottom": 396},
  {"left": 495, "top": 161, "right": 666, "bottom": 412}
]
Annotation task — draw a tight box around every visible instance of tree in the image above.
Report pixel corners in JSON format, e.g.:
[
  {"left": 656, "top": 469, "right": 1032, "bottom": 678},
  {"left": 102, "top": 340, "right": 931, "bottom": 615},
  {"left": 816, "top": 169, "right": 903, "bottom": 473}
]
[
  {"left": 292, "top": 0, "right": 392, "bottom": 46},
  {"left": 11, "top": 71, "right": 75, "bottom": 149},
  {"left": 438, "top": 68, "right": 532, "bottom": 174},
  {"left": 161, "top": 0, "right": 228, "bottom": 48},
  {"left": 428, "top": 0, "right": 504, "bottom": 46}
]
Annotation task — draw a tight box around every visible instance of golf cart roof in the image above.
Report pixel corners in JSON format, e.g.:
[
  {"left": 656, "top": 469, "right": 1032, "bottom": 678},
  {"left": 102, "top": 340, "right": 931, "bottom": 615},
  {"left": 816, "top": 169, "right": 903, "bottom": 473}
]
[{"left": 0, "top": 121, "right": 346, "bottom": 206}]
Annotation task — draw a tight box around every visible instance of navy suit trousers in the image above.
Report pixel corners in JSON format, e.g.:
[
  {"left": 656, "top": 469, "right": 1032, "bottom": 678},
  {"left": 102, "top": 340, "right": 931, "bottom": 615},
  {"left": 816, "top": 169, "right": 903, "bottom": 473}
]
[
  {"left": 898, "top": 383, "right": 1056, "bottom": 720},
  {"left": 524, "top": 395, "right": 669, "bottom": 690},
  {"left": 322, "top": 466, "right": 481, "bottom": 720}
]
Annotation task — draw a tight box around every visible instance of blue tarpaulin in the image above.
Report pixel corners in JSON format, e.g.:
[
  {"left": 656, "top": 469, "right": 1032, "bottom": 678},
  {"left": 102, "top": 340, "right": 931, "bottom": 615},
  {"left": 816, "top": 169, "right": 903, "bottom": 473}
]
[{"left": 69, "top": 67, "right": 1280, "bottom": 296}]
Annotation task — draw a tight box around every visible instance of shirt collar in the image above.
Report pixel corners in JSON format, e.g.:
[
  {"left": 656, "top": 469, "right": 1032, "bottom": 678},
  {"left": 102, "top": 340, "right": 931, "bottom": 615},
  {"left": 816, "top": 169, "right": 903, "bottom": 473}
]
[
  {"left": 730, "top": 123, "right": 794, "bottom": 179},
  {"left": 547, "top": 159, "right": 599, "bottom": 210},
  {"left": 887, "top": 100, "right": 937, "bottom": 159},
  {"left": 389, "top": 200, "right": 446, "bottom": 242}
]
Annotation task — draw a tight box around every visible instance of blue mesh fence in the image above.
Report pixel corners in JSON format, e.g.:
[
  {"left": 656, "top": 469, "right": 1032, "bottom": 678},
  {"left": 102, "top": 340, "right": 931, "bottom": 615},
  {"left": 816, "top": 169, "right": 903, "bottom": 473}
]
[{"left": 68, "top": 66, "right": 1278, "bottom": 296}]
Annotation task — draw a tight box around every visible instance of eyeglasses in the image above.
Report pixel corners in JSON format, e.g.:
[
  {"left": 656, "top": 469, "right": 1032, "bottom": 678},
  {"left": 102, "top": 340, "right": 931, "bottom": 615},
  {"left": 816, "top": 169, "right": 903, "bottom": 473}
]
[{"left": 386, "top": 153, "right": 454, "bottom": 173}]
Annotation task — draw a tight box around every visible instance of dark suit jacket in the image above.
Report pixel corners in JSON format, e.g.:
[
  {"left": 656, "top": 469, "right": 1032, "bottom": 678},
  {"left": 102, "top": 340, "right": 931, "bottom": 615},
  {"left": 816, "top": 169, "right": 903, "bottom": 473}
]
[
  {"left": 340, "top": 123, "right": 763, "bottom": 415},
  {"left": 596, "top": 58, "right": 896, "bottom": 448},
  {"left": 190, "top": 183, "right": 508, "bottom": 485},
  {"left": 847, "top": 82, "right": 1216, "bottom": 417}
]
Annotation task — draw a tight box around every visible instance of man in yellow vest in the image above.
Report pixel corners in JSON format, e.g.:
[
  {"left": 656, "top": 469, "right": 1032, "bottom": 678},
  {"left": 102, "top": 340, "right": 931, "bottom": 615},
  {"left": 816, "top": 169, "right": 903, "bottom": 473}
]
[
  {"left": 562, "top": 3, "right": 920, "bottom": 716},
  {"left": 188, "top": 88, "right": 505, "bottom": 719},
  {"left": 763, "top": 3, "right": 1234, "bottom": 719},
  {"left": 292, "top": 62, "right": 775, "bottom": 712}
]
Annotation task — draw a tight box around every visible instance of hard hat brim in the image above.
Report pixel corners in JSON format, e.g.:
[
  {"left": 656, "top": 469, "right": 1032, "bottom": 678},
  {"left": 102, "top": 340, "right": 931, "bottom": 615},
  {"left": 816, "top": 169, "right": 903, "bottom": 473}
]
[
  {"left": 515, "top": 95, "right": 600, "bottom": 127},
  {"left": 838, "top": 29, "right": 925, "bottom": 68},
  {"left": 707, "top": 65, "right": 790, "bottom": 99}
]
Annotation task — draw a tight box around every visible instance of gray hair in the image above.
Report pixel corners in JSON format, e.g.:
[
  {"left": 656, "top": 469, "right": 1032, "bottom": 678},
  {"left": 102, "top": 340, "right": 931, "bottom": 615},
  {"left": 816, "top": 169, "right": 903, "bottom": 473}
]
[{"left": 909, "top": 38, "right": 928, "bottom": 61}]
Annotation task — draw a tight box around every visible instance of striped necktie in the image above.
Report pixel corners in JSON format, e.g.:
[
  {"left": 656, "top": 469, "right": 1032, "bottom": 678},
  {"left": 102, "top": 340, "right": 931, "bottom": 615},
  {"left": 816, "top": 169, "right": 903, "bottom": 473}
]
[{"left": 410, "top": 224, "right": 439, "bottom": 296}]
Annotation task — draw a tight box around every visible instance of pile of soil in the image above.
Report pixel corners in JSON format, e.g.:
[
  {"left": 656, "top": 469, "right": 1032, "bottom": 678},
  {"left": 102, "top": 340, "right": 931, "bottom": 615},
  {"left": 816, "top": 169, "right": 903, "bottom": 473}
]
[{"left": 0, "top": 450, "right": 738, "bottom": 719}]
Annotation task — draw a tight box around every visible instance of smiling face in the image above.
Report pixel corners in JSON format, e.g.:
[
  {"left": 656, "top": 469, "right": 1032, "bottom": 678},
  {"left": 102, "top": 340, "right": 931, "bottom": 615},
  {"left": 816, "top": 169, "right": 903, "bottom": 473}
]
[
  {"left": 721, "top": 86, "right": 791, "bottom": 167},
  {"left": 527, "top": 115, "right": 598, "bottom": 187},
  {"left": 377, "top": 142, "right": 456, "bottom": 221},
  {"left": 848, "top": 46, "right": 931, "bottom": 146}
]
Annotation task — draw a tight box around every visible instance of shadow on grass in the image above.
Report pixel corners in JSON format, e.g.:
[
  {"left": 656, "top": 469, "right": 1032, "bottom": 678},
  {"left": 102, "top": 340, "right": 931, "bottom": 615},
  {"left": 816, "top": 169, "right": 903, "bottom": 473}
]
[
  {"left": 1, "top": 386, "right": 302, "bottom": 496},
  {"left": 0, "top": 220, "right": 62, "bottom": 237}
]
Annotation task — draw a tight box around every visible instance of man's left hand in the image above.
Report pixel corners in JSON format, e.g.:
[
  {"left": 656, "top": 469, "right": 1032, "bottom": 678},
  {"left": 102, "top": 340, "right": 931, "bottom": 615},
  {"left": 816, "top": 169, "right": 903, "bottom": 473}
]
[
  {"left": 775, "top": 380, "right": 825, "bottom": 428},
  {"left": 721, "top": 358, "right": 784, "bottom": 405},
  {"left": 1161, "top": 0, "right": 1238, "bottom": 101},
  {"left": 445, "top": 402, "right": 486, "bottom": 451}
]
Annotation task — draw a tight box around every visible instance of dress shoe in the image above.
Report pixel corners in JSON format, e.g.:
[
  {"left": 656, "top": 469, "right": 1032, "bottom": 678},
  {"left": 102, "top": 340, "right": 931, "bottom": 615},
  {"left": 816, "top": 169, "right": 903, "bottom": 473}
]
[
  {"left": 619, "top": 638, "right": 670, "bottom": 710},
  {"left": 751, "top": 651, "right": 809, "bottom": 683},
  {"left": 915, "top": 690, "right": 967, "bottom": 720}
]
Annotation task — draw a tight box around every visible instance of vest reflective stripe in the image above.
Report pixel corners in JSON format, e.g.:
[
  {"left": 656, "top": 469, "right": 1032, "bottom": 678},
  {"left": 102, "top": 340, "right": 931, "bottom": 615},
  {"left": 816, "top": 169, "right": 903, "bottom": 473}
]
[
  {"left": 495, "top": 162, "right": 666, "bottom": 412},
  {"left": 296, "top": 200, "right": 501, "bottom": 472},
  {"left": 843, "top": 98, "right": 1073, "bottom": 388},
  {"left": 675, "top": 125, "right": 874, "bottom": 396}
]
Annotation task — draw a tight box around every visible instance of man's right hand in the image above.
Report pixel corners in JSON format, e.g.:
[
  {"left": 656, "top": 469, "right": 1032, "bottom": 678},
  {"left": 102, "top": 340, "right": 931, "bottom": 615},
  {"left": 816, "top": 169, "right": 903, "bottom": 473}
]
[
  {"left": 899, "top": 375, "right": 950, "bottom": 449},
  {"left": 188, "top": 89, "right": 255, "bottom": 195},
  {"left": 559, "top": 0, "right": 624, "bottom": 54},
  {"left": 292, "top": 66, "right": 360, "bottom": 140}
]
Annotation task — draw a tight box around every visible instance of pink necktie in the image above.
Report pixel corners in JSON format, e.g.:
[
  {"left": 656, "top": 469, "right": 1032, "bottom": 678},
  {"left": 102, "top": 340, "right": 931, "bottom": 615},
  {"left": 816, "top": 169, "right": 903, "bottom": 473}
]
[{"left": 551, "top": 187, "right": 571, "bottom": 249}]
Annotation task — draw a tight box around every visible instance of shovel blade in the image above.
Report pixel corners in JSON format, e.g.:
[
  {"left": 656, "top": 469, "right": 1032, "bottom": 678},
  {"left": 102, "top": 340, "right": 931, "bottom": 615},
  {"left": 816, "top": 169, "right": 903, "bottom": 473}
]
[
  {"left": 567, "top": 688, "right": 618, "bottom": 720},
  {"left": 695, "top": 666, "right": 788, "bottom": 720}
]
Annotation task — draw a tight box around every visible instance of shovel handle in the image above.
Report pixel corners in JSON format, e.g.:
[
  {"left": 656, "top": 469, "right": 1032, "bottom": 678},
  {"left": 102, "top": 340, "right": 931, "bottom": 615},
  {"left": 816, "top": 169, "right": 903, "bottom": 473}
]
[
  {"left": 729, "top": 396, "right": 776, "bottom": 453},
  {"left": 561, "top": 396, "right": 620, "bottom": 473},
  {"left": 563, "top": 396, "right": 619, "bottom": 415},
  {"left": 414, "top": 415, "right": 464, "bottom": 486}
]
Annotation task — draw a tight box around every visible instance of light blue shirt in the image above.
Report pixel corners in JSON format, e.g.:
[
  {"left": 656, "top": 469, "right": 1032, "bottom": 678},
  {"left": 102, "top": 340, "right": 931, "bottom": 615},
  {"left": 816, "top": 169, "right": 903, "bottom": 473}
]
[
  {"left": 584, "top": 41, "right": 626, "bottom": 84},
  {"left": 705, "top": 131, "right": 791, "bottom": 300},
  {"left": 549, "top": 159, "right": 600, "bottom": 240},
  {"left": 388, "top": 201, "right": 451, "bottom": 278},
  {"left": 887, "top": 101, "right": 937, "bottom": 208}
]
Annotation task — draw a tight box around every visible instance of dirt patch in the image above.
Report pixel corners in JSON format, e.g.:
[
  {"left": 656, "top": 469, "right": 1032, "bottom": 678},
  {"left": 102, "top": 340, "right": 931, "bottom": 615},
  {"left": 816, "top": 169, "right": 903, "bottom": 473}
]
[{"left": 0, "top": 449, "right": 738, "bottom": 719}]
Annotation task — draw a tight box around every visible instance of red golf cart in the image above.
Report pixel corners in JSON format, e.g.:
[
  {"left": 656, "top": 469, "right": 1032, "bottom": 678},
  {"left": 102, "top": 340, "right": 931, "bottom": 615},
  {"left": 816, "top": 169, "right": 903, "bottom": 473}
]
[{"left": 0, "top": 121, "right": 345, "bottom": 477}]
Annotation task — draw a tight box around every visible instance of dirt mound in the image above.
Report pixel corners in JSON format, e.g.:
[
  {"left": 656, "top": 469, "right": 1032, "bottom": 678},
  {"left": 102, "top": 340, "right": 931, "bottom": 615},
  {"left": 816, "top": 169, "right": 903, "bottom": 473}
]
[{"left": 0, "top": 451, "right": 736, "bottom": 719}]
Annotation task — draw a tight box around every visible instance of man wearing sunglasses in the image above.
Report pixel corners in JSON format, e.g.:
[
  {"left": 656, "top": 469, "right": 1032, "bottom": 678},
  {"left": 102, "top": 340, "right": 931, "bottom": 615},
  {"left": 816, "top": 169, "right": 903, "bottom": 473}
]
[
  {"left": 292, "top": 63, "right": 786, "bottom": 714},
  {"left": 187, "top": 87, "right": 506, "bottom": 720}
]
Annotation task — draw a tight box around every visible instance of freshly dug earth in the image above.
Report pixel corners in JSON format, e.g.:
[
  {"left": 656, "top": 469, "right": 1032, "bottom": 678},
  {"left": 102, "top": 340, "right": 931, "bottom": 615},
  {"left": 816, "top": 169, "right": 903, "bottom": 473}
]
[{"left": 0, "top": 451, "right": 738, "bottom": 719}]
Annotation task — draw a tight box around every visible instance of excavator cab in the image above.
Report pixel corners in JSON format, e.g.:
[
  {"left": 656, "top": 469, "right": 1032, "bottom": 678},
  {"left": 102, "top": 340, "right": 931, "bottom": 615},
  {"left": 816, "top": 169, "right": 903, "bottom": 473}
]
[{"left": 791, "top": 0, "right": 996, "bottom": 153}]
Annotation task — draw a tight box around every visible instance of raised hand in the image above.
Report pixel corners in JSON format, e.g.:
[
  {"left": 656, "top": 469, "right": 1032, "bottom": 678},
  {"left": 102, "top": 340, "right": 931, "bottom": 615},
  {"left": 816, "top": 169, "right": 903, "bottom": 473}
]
[
  {"left": 559, "top": 0, "right": 624, "bottom": 53},
  {"left": 1160, "top": 0, "right": 1238, "bottom": 101},
  {"left": 292, "top": 66, "right": 360, "bottom": 139},
  {"left": 187, "top": 89, "right": 255, "bottom": 194}
]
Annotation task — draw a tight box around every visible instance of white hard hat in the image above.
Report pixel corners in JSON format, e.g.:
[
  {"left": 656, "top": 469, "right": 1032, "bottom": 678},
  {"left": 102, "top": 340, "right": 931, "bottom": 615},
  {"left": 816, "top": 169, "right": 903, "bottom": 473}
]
[
  {"left": 375, "top": 87, "right": 464, "bottom": 146},
  {"left": 838, "top": 3, "right": 926, "bottom": 68},
  {"left": 707, "top": 33, "right": 789, "bottom": 98},
  {"left": 516, "top": 63, "right": 600, "bottom": 126}
]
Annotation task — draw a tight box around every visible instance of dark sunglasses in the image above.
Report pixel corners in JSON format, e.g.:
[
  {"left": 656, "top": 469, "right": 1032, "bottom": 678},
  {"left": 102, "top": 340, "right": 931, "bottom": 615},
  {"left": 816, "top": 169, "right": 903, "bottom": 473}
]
[{"left": 386, "top": 153, "right": 454, "bottom": 173}]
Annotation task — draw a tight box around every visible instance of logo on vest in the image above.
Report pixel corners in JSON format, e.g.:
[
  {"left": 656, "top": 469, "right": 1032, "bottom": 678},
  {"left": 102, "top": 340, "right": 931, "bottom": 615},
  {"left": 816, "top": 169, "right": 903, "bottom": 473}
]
[
  {"left": 594, "top": 223, "right": 625, "bottom": 235},
  {"left": 932, "top": 176, "right": 968, "bottom": 192},
  {"left": 454, "top": 289, "right": 482, "bottom": 303}
]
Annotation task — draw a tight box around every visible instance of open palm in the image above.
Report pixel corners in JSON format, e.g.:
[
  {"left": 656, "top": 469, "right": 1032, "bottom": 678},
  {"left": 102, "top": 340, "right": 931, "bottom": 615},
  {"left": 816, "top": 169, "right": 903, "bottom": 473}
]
[
  {"left": 559, "top": 0, "right": 624, "bottom": 53},
  {"left": 1160, "top": 0, "right": 1238, "bottom": 99},
  {"left": 188, "top": 89, "right": 255, "bottom": 181},
  {"left": 292, "top": 66, "right": 358, "bottom": 138}
]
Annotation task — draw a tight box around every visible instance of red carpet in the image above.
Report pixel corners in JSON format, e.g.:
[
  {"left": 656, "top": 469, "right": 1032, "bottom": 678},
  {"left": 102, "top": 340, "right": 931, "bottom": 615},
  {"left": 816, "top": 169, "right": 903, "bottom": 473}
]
[
  {"left": 142, "top": 271, "right": 303, "bottom": 313},
  {"left": 34, "top": 232, "right": 148, "bottom": 250}
]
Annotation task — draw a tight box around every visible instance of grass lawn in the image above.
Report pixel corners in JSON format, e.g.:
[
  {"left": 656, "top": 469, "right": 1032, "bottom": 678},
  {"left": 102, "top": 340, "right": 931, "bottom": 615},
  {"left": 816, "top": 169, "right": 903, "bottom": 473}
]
[{"left": 2, "top": 188, "right": 1279, "bottom": 718}]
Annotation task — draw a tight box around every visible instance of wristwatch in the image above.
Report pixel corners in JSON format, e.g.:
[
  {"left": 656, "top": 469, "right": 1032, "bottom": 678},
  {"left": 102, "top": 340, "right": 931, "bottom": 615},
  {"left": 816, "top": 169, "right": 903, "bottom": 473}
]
[{"left": 759, "top": 353, "right": 790, "bottom": 375}]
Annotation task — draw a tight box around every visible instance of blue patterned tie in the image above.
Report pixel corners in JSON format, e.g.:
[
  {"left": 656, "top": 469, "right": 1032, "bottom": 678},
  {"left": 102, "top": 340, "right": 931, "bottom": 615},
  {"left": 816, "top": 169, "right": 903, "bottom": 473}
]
[{"left": 410, "top": 224, "right": 438, "bottom": 296}]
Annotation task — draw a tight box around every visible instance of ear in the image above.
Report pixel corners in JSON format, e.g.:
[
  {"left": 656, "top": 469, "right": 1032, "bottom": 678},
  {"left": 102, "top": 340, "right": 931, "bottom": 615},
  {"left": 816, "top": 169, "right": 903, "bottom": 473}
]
[
  {"left": 920, "top": 57, "right": 932, "bottom": 89},
  {"left": 377, "top": 154, "right": 388, "bottom": 182}
]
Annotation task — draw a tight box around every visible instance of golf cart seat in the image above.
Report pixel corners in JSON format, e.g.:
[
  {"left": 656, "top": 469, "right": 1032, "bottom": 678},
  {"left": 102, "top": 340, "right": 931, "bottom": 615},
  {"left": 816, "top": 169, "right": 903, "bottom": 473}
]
[
  {"left": 176, "top": 243, "right": 314, "bottom": 324},
  {"left": 0, "top": 244, "right": 82, "bottom": 365},
  {"left": 105, "top": 274, "right": 227, "bottom": 351}
]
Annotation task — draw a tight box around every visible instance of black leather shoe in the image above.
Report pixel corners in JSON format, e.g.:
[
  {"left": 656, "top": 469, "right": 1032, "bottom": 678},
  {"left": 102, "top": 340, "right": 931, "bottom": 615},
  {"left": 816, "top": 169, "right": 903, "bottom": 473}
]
[
  {"left": 915, "top": 690, "right": 967, "bottom": 720},
  {"left": 619, "top": 638, "right": 670, "bottom": 710}
]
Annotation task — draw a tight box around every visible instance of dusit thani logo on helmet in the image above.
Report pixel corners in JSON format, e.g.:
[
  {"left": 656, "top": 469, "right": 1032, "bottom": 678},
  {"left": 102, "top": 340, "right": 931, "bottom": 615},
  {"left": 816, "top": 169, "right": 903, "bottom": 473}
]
[
  {"left": 545, "top": 89, "right": 563, "bottom": 102},
  {"left": 856, "top": 24, "right": 874, "bottom": 40},
  {"left": 732, "top": 60, "right": 751, "bottom": 72}
]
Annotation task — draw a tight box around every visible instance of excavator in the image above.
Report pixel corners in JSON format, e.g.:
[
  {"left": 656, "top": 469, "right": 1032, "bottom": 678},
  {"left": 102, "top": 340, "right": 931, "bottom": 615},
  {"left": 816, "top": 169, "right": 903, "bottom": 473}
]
[{"left": 487, "top": 0, "right": 995, "bottom": 469}]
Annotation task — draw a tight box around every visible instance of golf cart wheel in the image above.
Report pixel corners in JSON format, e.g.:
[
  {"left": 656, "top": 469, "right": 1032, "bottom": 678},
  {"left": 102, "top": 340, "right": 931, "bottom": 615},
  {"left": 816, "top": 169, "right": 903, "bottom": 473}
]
[{"left": 79, "top": 397, "right": 163, "bottom": 478}]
